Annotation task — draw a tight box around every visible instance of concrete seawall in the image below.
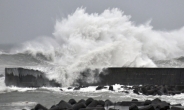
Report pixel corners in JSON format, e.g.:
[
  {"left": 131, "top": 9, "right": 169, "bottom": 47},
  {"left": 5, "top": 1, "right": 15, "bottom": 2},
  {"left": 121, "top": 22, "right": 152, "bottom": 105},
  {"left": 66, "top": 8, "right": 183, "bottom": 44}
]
[
  {"left": 97, "top": 68, "right": 184, "bottom": 85},
  {"left": 4, "top": 67, "right": 184, "bottom": 87},
  {"left": 5, "top": 68, "right": 61, "bottom": 87}
]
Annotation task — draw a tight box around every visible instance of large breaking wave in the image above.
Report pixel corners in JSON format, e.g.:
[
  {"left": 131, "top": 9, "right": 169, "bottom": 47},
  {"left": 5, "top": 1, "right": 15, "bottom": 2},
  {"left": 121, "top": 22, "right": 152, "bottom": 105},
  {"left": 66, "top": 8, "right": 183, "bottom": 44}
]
[{"left": 1, "top": 8, "right": 184, "bottom": 86}]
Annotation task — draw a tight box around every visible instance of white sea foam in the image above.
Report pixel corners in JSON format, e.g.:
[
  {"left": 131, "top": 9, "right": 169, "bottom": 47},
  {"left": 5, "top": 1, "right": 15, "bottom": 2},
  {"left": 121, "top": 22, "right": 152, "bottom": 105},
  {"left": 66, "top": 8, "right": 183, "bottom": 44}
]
[
  {"left": 9, "top": 8, "right": 184, "bottom": 86},
  {"left": 1, "top": 84, "right": 184, "bottom": 106},
  {"left": 0, "top": 77, "right": 7, "bottom": 93}
]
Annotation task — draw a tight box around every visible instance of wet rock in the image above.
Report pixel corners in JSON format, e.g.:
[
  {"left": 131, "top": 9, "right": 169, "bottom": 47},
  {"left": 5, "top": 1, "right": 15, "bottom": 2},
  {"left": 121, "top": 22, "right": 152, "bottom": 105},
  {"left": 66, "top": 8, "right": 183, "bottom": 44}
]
[
  {"left": 80, "top": 107, "right": 105, "bottom": 110},
  {"left": 96, "top": 105, "right": 103, "bottom": 107},
  {"left": 120, "top": 101, "right": 144, "bottom": 106},
  {"left": 169, "top": 91, "right": 181, "bottom": 95},
  {"left": 50, "top": 105, "right": 56, "bottom": 109},
  {"left": 87, "top": 100, "right": 98, "bottom": 108},
  {"left": 131, "top": 85, "right": 183, "bottom": 96},
  {"left": 109, "top": 85, "right": 114, "bottom": 91},
  {"left": 49, "top": 106, "right": 60, "bottom": 110},
  {"left": 132, "top": 99, "right": 138, "bottom": 102},
  {"left": 78, "top": 99, "right": 86, "bottom": 104},
  {"left": 122, "top": 91, "right": 129, "bottom": 94},
  {"left": 181, "top": 89, "right": 184, "bottom": 93},
  {"left": 34, "top": 104, "right": 48, "bottom": 110},
  {"left": 129, "top": 104, "right": 139, "bottom": 110},
  {"left": 56, "top": 100, "right": 72, "bottom": 110},
  {"left": 141, "top": 86, "right": 148, "bottom": 95},
  {"left": 139, "top": 105, "right": 154, "bottom": 110},
  {"left": 85, "top": 98, "right": 94, "bottom": 106},
  {"left": 74, "top": 86, "right": 81, "bottom": 90},
  {"left": 147, "top": 89, "right": 156, "bottom": 95},
  {"left": 96, "top": 86, "right": 104, "bottom": 90},
  {"left": 68, "top": 87, "right": 73, "bottom": 89},
  {"left": 68, "top": 99, "right": 77, "bottom": 105},
  {"left": 171, "top": 104, "right": 182, "bottom": 106},
  {"left": 105, "top": 100, "right": 113, "bottom": 106},
  {"left": 133, "top": 88, "right": 139, "bottom": 95},
  {"left": 152, "top": 98, "right": 161, "bottom": 104},
  {"left": 73, "top": 102, "right": 86, "bottom": 110},
  {"left": 98, "top": 100, "right": 105, "bottom": 107},
  {"left": 171, "top": 106, "right": 184, "bottom": 110},
  {"left": 155, "top": 101, "right": 170, "bottom": 110},
  {"left": 108, "top": 108, "right": 118, "bottom": 110},
  {"left": 143, "top": 100, "right": 152, "bottom": 106}
]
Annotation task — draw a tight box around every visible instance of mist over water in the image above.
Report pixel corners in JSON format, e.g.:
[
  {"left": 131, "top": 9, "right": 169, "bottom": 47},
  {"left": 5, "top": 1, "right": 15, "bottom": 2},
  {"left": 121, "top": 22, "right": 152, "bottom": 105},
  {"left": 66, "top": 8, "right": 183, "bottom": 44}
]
[{"left": 1, "top": 8, "right": 184, "bottom": 86}]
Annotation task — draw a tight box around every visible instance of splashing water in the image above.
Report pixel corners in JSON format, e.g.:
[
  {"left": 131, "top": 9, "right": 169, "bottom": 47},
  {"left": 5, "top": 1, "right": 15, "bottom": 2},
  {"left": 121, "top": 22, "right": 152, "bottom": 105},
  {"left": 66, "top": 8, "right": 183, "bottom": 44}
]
[{"left": 4, "top": 8, "right": 184, "bottom": 86}]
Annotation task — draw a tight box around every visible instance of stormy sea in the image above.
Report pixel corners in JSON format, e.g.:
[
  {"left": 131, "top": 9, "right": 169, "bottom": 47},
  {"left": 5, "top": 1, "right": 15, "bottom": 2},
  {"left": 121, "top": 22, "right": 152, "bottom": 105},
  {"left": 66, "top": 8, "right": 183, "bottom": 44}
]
[{"left": 0, "top": 8, "right": 184, "bottom": 110}]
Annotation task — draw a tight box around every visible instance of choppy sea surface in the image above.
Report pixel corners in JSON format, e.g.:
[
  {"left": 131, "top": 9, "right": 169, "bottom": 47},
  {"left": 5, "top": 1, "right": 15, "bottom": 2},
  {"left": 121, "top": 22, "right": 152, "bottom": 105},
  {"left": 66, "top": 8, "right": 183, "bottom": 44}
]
[
  {"left": 0, "top": 8, "right": 184, "bottom": 110},
  {"left": 1, "top": 85, "right": 184, "bottom": 110}
]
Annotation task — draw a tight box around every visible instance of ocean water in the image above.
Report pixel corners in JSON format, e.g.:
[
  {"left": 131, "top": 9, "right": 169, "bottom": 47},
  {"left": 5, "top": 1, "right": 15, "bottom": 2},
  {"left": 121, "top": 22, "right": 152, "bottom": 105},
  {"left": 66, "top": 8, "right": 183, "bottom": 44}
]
[
  {"left": 1, "top": 85, "right": 184, "bottom": 110},
  {"left": 0, "top": 8, "right": 184, "bottom": 109}
]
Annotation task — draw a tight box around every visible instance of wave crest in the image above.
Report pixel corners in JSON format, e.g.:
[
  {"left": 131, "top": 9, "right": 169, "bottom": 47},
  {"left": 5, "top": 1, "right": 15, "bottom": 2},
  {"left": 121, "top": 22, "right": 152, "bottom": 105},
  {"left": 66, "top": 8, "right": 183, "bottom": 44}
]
[{"left": 7, "top": 8, "right": 184, "bottom": 86}]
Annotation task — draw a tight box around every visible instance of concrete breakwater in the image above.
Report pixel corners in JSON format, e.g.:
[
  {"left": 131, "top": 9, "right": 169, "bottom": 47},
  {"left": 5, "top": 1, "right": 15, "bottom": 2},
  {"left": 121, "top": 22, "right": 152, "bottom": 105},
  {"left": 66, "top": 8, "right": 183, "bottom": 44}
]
[
  {"left": 4, "top": 67, "right": 184, "bottom": 87},
  {"left": 97, "top": 68, "right": 184, "bottom": 86},
  {"left": 31, "top": 97, "right": 183, "bottom": 110},
  {"left": 5, "top": 68, "right": 61, "bottom": 87}
]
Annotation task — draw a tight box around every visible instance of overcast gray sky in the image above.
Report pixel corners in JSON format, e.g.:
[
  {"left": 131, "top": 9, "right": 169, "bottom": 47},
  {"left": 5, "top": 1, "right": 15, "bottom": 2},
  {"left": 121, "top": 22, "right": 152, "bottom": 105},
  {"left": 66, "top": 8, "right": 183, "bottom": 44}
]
[{"left": 0, "top": 0, "right": 184, "bottom": 44}]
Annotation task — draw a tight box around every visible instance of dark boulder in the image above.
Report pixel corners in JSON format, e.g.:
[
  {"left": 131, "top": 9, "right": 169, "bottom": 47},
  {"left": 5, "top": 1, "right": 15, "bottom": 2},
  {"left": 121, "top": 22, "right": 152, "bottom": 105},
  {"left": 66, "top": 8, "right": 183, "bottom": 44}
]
[
  {"left": 68, "top": 87, "right": 73, "bottom": 89},
  {"left": 98, "top": 100, "right": 105, "bottom": 107},
  {"left": 120, "top": 101, "right": 144, "bottom": 106},
  {"left": 49, "top": 106, "right": 60, "bottom": 110},
  {"left": 109, "top": 85, "right": 114, "bottom": 91},
  {"left": 122, "top": 91, "right": 129, "bottom": 94},
  {"left": 147, "top": 89, "right": 156, "bottom": 95},
  {"left": 139, "top": 105, "right": 154, "bottom": 110},
  {"left": 169, "top": 91, "right": 181, "bottom": 95},
  {"left": 132, "top": 99, "right": 138, "bottom": 102},
  {"left": 171, "top": 106, "right": 184, "bottom": 110},
  {"left": 133, "top": 88, "right": 139, "bottom": 95},
  {"left": 96, "top": 105, "right": 103, "bottom": 107},
  {"left": 87, "top": 100, "right": 98, "bottom": 108},
  {"left": 34, "top": 104, "right": 48, "bottom": 110},
  {"left": 73, "top": 102, "right": 86, "bottom": 110},
  {"left": 152, "top": 98, "right": 161, "bottom": 104},
  {"left": 105, "top": 100, "right": 113, "bottom": 107},
  {"left": 144, "top": 100, "right": 152, "bottom": 106},
  {"left": 78, "top": 99, "right": 86, "bottom": 104},
  {"left": 56, "top": 100, "right": 72, "bottom": 110},
  {"left": 68, "top": 99, "right": 77, "bottom": 105},
  {"left": 80, "top": 107, "right": 105, "bottom": 110},
  {"left": 129, "top": 104, "right": 139, "bottom": 110},
  {"left": 74, "top": 86, "right": 81, "bottom": 90},
  {"left": 141, "top": 86, "right": 148, "bottom": 95},
  {"left": 155, "top": 101, "right": 170, "bottom": 110},
  {"left": 85, "top": 98, "right": 94, "bottom": 106},
  {"left": 171, "top": 104, "right": 182, "bottom": 106},
  {"left": 50, "top": 105, "right": 57, "bottom": 109},
  {"left": 96, "top": 86, "right": 104, "bottom": 90}
]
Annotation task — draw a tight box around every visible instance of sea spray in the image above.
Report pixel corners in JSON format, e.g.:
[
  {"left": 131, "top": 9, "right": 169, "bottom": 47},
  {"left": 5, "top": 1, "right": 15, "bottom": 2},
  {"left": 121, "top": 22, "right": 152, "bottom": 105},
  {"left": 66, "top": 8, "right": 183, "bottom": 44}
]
[{"left": 2, "top": 8, "right": 184, "bottom": 86}]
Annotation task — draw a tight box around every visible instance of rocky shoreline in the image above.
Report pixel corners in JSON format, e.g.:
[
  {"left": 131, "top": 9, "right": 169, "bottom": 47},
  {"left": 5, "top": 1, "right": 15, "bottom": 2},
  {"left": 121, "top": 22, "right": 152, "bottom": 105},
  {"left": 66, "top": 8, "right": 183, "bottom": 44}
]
[
  {"left": 30, "top": 97, "right": 183, "bottom": 110},
  {"left": 26, "top": 85, "right": 184, "bottom": 110}
]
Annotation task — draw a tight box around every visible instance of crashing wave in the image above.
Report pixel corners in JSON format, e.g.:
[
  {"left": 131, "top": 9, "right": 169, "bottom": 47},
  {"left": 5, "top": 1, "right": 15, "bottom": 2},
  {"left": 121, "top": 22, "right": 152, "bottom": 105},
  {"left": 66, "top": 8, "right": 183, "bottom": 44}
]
[{"left": 2, "top": 8, "right": 184, "bottom": 86}]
